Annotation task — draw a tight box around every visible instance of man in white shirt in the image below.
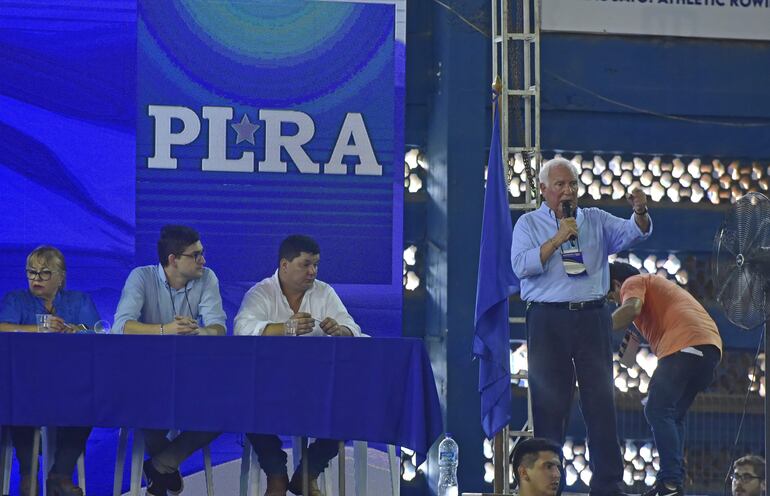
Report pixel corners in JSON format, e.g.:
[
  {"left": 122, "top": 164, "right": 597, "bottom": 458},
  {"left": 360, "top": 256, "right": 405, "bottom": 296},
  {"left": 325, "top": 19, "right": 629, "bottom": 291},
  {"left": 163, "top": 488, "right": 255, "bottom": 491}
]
[{"left": 234, "top": 234, "right": 360, "bottom": 496}]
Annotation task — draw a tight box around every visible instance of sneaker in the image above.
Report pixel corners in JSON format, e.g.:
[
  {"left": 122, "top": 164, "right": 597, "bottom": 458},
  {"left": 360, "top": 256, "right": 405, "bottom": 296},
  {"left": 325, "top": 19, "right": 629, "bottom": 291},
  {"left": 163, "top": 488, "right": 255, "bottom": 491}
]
[
  {"left": 642, "top": 481, "right": 684, "bottom": 496},
  {"left": 143, "top": 459, "right": 184, "bottom": 496}
]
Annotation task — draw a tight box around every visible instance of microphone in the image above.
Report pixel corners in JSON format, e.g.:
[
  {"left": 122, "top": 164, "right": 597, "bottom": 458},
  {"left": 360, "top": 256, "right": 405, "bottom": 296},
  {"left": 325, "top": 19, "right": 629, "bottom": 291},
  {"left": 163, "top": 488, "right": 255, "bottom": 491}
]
[{"left": 562, "top": 201, "right": 577, "bottom": 242}]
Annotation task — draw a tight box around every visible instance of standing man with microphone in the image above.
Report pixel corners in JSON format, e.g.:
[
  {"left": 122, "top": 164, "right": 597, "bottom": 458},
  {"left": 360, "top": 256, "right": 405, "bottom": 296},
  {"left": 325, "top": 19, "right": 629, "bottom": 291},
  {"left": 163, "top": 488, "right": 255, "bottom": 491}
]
[{"left": 511, "top": 157, "right": 652, "bottom": 496}]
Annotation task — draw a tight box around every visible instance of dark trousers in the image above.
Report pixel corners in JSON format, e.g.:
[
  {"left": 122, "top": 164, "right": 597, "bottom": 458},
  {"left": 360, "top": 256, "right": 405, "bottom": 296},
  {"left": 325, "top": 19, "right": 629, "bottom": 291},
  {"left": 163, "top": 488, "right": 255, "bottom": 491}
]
[
  {"left": 11, "top": 426, "right": 91, "bottom": 477},
  {"left": 246, "top": 433, "right": 339, "bottom": 478},
  {"left": 644, "top": 345, "right": 719, "bottom": 486},
  {"left": 143, "top": 429, "right": 220, "bottom": 472},
  {"left": 527, "top": 303, "right": 624, "bottom": 495}
]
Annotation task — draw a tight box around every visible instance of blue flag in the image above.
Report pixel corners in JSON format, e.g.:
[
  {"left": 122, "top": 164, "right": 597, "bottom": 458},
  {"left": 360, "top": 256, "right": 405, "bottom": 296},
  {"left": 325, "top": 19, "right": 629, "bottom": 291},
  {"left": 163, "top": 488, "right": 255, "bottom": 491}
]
[{"left": 473, "top": 93, "right": 520, "bottom": 438}]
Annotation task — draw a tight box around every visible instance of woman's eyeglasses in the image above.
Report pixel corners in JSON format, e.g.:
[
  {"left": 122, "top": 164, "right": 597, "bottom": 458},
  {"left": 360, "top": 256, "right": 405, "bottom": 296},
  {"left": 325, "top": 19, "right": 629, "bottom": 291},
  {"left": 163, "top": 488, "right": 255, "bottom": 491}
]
[{"left": 26, "top": 269, "right": 57, "bottom": 281}]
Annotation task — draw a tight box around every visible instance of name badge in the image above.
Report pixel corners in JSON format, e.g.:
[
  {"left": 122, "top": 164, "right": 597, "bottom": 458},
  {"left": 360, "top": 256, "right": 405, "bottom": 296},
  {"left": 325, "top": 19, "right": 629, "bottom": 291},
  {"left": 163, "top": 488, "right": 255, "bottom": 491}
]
[{"left": 561, "top": 246, "right": 587, "bottom": 277}]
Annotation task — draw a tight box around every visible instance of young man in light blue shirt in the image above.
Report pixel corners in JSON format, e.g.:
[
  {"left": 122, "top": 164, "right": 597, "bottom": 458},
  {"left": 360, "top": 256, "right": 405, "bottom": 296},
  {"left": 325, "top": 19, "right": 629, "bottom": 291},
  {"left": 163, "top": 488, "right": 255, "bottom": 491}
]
[{"left": 114, "top": 225, "right": 226, "bottom": 495}]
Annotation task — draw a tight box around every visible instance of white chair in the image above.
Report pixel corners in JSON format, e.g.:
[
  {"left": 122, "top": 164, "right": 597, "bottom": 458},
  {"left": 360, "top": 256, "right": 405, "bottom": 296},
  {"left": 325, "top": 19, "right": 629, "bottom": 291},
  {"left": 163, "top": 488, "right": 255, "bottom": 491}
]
[
  {"left": 40, "top": 427, "right": 86, "bottom": 496},
  {"left": 0, "top": 426, "right": 13, "bottom": 496},
  {"left": 113, "top": 428, "right": 214, "bottom": 496},
  {"left": 238, "top": 436, "right": 400, "bottom": 496},
  {"left": 0, "top": 427, "right": 86, "bottom": 496}
]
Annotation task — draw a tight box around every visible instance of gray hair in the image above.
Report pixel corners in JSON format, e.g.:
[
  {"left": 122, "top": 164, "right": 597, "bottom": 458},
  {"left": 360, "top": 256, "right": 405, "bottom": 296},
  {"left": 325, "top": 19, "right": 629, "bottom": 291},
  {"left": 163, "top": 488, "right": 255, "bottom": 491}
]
[{"left": 539, "top": 158, "right": 579, "bottom": 186}]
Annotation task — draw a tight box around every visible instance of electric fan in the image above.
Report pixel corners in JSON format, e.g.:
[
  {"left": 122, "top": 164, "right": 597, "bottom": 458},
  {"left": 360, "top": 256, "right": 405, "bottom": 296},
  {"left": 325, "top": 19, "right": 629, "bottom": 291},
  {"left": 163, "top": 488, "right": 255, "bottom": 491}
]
[{"left": 711, "top": 192, "right": 770, "bottom": 330}]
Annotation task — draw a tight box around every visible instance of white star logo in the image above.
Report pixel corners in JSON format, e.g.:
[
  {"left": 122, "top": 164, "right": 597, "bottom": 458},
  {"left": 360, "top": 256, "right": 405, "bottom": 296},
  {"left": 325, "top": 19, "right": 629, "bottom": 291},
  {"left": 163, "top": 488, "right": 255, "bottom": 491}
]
[{"left": 231, "top": 113, "right": 260, "bottom": 145}]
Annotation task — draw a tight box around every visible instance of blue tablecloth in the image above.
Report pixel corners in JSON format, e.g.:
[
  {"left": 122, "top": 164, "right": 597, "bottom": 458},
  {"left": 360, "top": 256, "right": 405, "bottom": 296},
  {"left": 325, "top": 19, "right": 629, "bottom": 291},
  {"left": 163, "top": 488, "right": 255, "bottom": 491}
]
[{"left": 0, "top": 334, "right": 443, "bottom": 458}]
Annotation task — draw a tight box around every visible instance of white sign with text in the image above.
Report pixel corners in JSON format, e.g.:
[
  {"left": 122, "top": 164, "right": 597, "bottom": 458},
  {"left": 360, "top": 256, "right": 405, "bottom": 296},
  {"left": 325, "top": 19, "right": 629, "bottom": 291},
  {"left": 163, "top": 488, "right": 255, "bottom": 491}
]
[{"left": 542, "top": 0, "right": 770, "bottom": 41}]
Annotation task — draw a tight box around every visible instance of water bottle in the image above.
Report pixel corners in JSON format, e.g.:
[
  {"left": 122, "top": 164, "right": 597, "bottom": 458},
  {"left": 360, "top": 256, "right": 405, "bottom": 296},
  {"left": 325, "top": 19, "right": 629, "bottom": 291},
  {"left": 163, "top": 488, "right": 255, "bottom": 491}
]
[{"left": 438, "top": 433, "right": 459, "bottom": 496}]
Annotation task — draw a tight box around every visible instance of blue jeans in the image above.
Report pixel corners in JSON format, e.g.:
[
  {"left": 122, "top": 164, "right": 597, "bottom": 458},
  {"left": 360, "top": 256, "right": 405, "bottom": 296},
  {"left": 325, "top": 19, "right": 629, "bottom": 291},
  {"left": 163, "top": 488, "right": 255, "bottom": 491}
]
[
  {"left": 527, "top": 303, "right": 624, "bottom": 495},
  {"left": 246, "top": 433, "right": 339, "bottom": 478},
  {"left": 644, "top": 345, "right": 719, "bottom": 486}
]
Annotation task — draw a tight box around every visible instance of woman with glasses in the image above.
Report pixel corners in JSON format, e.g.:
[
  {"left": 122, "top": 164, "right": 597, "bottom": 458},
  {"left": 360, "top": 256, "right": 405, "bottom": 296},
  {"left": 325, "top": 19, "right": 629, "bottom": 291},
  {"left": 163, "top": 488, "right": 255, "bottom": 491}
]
[{"left": 0, "top": 245, "right": 99, "bottom": 496}]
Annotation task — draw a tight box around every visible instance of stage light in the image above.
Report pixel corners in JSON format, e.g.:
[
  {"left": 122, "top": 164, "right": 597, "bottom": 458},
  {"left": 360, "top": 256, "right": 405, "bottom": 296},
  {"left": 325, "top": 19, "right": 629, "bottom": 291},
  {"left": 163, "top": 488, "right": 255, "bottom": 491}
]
[
  {"left": 484, "top": 462, "right": 495, "bottom": 483},
  {"left": 633, "top": 157, "right": 646, "bottom": 177},
  {"left": 660, "top": 172, "right": 673, "bottom": 188},
  {"left": 580, "top": 169, "right": 594, "bottom": 186},
  {"left": 623, "top": 468, "right": 634, "bottom": 486},
  {"left": 691, "top": 184, "right": 704, "bottom": 203},
  {"left": 573, "top": 455, "right": 586, "bottom": 472},
  {"left": 403, "top": 245, "right": 417, "bottom": 266},
  {"left": 639, "top": 375, "right": 650, "bottom": 394},
  {"left": 624, "top": 442, "right": 637, "bottom": 462},
  {"left": 565, "top": 465, "right": 579, "bottom": 486},
  {"left": 688, "top": 159, "right": 702, "bottom": 178},
  {"left": 680, "top": 173, "right": 693, "bottom": 188},
  {"left": 620, "top": 171, "right": 633, "bottom": 187},
  {"left": 640, "top": 171, "right": 653, "bottom": 187},
  {"left": 644, "top": 471, "right": 657, "bottom": 487},
  {"left": 640, "top": 443, "right": 654, "bottom": 463},
  {"left": 601, "top": 170, "right": 614, "bottom": 186},
  {"left": 483, "top": 439, "right": 494, "bottom": 460},
  {"left": 643, "top": 255, "right": 657, "bottom": 274},
  {"left": 649, "top": 157, "right": 662, "bottom": 177},
  {"left": 408, "top": 173, "right": 423, "bottom": 193},
  {"left": 612, "top": 181, "right": 626, "bottom": 200},
  {"left": 563, "top": 440, "right": 574, "bottom": 460},
  {"left": 628, "top": 254, "right": 642, "bottom": 270},
  {"left": 510, "top": 177, "right": 522, "bottom": 198},
  {"left": 663, "top": 254, "right": 681, "bottom": 275},
  {"left": 405, "top": 148, "right": 420, "bottom": 170},
  {"left": 588, "top": 180, "right": 602, "bottom": 200},
  {"left": 512, "top": 153, "right": 525, "bottom": 174},
  {"left": 672, "top": 159, "right": 685, "bottom": 179},
  {"left": 580, "top": 467, "right": 593, "bottom": 486},
  {"left": 404, "top": 271, "right": 420, "bottom": 291},
  {"left": 667, "top": 183, "right": 681, "bottom": 202},
  {"left": 650, "top": 183, "right": 665, "bottom": 202}
]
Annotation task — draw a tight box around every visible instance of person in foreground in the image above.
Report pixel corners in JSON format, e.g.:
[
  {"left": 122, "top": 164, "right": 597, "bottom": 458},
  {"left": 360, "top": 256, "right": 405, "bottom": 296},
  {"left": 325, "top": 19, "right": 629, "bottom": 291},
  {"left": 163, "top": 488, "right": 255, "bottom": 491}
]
[
  {"left": 113, "top": 225, "right": 226, "bottom": 495},
  {"left": 510, "top": 157, "right": 652, "bottom": 496},
  {"left": 234, "top": 234, "right": 361, "bottom": 496},
  {"left": 731, "top": 455, "right": 765, "bottom": 496},
  {"left": 0, "top": 246, "right": 99, "bottom": 496},
  {"left": 510, "top": 438, "right": 563, "bottom": 496},
  {"left": 609, "top": 262, "right": 722, "bottom": 496}
]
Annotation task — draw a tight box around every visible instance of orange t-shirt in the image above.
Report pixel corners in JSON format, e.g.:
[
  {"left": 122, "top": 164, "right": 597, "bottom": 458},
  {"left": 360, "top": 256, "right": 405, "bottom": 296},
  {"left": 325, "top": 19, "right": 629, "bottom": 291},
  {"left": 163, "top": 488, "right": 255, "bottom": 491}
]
[{"left": 620, "top": 274, "right": 722, "bottom": 359}]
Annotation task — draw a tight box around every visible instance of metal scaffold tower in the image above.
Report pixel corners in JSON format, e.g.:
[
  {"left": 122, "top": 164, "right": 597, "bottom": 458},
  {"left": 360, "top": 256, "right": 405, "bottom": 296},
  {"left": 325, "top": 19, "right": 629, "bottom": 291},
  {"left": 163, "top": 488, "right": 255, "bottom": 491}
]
[{"left": 467, "top": 1, "right": 542, "bottom": 495}]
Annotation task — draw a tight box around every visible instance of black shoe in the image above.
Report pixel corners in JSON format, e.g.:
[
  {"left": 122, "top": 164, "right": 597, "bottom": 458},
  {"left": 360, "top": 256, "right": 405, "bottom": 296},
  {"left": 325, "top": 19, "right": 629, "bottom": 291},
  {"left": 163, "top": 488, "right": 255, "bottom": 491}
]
[
  {"left": 642, "top": 481, "right": 684, "bottom": 496},
  {"left": 143, "top": 459, "right": 183, "bottom": 496}
]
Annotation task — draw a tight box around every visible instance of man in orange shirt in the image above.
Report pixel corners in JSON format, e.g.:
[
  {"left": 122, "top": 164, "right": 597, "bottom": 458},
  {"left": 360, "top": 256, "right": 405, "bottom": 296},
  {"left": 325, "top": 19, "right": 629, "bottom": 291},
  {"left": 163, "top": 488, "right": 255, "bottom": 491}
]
[{"left": 608, "top": 262, "right": 722, "bottom": 496}]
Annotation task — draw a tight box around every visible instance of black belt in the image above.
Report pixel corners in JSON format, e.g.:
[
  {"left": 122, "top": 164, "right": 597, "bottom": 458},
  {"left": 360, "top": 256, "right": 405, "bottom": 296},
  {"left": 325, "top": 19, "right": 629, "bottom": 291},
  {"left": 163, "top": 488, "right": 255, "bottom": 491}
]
[{"left": 530, "top": 298, "right": 606, "bottom": 311}]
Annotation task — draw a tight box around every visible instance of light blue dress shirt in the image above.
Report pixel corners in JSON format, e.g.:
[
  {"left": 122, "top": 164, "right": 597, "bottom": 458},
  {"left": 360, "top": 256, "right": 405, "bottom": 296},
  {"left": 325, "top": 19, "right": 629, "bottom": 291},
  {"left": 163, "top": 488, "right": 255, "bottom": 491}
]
[
  {"left": 113, "top": 264, "right": 227, "bottom": 333},
  {"left": 511, "top": 203, "right": 652, "bottom": 302}
]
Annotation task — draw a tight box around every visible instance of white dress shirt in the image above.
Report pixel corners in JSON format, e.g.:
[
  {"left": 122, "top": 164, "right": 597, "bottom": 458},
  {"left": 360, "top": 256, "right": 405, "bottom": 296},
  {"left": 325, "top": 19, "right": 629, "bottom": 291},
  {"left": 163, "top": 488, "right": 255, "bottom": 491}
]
[{"left": 233, "top": 270, "right": 361, "bottom": 337}]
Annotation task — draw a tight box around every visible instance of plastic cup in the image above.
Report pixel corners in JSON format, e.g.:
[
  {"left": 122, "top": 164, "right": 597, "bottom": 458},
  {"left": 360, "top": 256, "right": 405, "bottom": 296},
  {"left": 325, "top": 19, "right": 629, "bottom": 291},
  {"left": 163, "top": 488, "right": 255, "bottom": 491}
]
[
  {"left": 36, "top": 314, "right": 53, "bottom": 333},
  {"left": 284, "top": 318, "right": 298, "bottom": 336},
  {"left": 93, "top": 320, "right": 112, "bottom": 334}
]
